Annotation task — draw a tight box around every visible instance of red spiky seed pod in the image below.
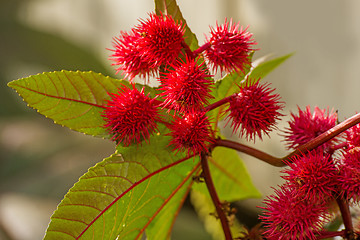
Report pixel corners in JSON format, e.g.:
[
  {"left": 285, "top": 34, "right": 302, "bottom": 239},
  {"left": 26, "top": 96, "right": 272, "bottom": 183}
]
[
  {"left": 338, "top": 150, "right": 360, "bottom": 203},
  {"left": 203, "top": 18, "right": 256, "bottom": 74},
  {"left": 260, "top": 184, "right": 330, "bottom": 240},
  {"left": 102, "top": 85, "right": 160, "bottom": 146},
  {"left": 225, "top": 81, "right": 283, "bottom": 141},
  {"left": 344, "top": 122, "right": 360, "bottom": 151},
  {"left": 109, "top": 31, "right": 156, "bottom": 80},
  {"left": 159, "top": 57, "right": 214, "bottom": 113},
  {"left": 282, "top": 151, "right": 339, "bottom": 204},
  {"left": 135, "top": 13, "right": 185, "bottom": 67},
  {"left": 168, "top": 111, "right": 213, "bottom": 156},
  {"left": 283, "top": 106, "right": 338, "bottom": 151}
]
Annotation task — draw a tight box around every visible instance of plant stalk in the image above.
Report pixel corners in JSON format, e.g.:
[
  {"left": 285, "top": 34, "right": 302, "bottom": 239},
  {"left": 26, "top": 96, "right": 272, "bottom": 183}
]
[
  {"left": 285, "top": 112, "right": 360, "bottom": 161},
  {"left": 215, "top": 112, "right": 360, "bottom": 167},
  {"left": 200, "top": 152, "right": 233, "bottom": 240},
  {"left": 215, "top": 139, "right": 283, "bottom": 167},
  {"left": 203, "top": 94, "right": 236, "bottom": 112},
  {"left": 336, "top": 198, "right": 355, "bottom": 240},
  {"left": 316, "top": 230, "right": 346, "bottom": 239},
  {"left": 193, "top": 42, "right": 211, "bottom": 56},
  {"left": 181, "top": 40, "right": 195, "bottom": 59}
]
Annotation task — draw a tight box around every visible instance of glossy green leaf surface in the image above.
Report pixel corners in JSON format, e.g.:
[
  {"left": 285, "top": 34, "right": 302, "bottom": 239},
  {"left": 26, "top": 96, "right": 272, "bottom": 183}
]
[
  {"left": 192, "top": 146, "right": 261, "bottom": 202},
  {"left": 154, "top": 0, "right": 199, "bottom": 50},
  {"left": 8, "top": 71, "right": 126, "bottom": 138},
  {"left": 44, "top": 134, "right": 199, "bottom": 240}
]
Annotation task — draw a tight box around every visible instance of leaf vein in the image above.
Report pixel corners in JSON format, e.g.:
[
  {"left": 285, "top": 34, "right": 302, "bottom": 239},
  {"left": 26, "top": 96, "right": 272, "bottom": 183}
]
[
  {"left": 60, "top": 203, "right": 102, "bottom": 212},
  {"left": 78, "top": 72, "right": 98, "bottom": 105},
  {"left": 44, "top": 72, "right": 61, "bottom": 99},
  {"left": 63, "top": 71, "right": 82, "bottom": 101},
  {"left": 82, "top": 175, "right": 134, "bottom": 185},
  {"left": 134, "top": 162, "right": 201, "bottom": 239},
  {"left": 209, "top": 156, "right": 247, "bottom": 189},
  {"left": 46, "top": 229, "right": 77, "bottom": 239},
  {"left": 11, "top": 83, "right": 105, "bottom": 108},
  {"left": 75, "top": 155, "right": 193, "bottom": 239},
  {"left": 70, "top": 189, "right": 117, "bottom": 199},
  {"left": 51, "top": 216, "right": 88, "bottom": 225}
]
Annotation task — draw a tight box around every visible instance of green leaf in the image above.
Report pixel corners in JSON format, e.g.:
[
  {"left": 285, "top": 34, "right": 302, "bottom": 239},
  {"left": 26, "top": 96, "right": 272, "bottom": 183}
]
[
  {"left": 190, "top": 190, "right": 246, "bottom": 240},
  {"left": 154, "top": 0, "right": 199, "bottom": 51},
  {"left": 146, "top": 173, "right": 195, "bottom": 240},
  {"left": 192, "top": 146, "right": 261, "bottom": 202},
  {"left": 248, "top": 53, "right": 294, "bottom": 80},
  {"left": 43, "top": 134, "right": 199, "bottom": 240},
  {"left": 7, "top": 71, "right": 127, "bottom": 138}
]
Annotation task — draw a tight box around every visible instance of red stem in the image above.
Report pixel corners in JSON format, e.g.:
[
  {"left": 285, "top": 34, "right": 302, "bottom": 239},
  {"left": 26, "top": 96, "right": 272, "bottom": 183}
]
[
  {"left": 215, "top": 112, "right": 360, "bottom": 167},
  {"left": 215, "top": 139, "right": 283, "bottom": 167},
  {"left": 316, "top": 230, "right": 346, "bottom": 239},
  {"left": 336, "top": 198, "right": 355, "bottom": 239},
  {"left": 193, "top": 42, "right": 211, "bottom": 56},
  {"left": 200, "top": 152, "right": 233, "bottom": 240},
  {"left": 181, "top": 40, "right": 195, "bottom": 59},
  {"left": 285, "top": 112, "right": 360, "bottom": 161},
  {"left": 203, "top": 94, "right": 236, "bottom": 112}
]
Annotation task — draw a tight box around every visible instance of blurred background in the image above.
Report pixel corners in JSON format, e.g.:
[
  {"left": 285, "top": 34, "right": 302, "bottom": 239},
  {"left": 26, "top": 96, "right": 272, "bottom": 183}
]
[{"left": 1, "top": 0, "right": 360, "bottom": 239}]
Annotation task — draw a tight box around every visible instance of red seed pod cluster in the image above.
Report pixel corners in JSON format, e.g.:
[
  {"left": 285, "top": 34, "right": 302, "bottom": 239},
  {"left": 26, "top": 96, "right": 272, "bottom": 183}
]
[
  {"left": 260, "top": 106, "right": 360, "bottom": 239},
  {"left": 261, "top": 148, "right": 360, "bottom": 240},
  {"left": 103, "top": 11, "right": 360, "bottom": 240},
  {"left": 110, "top": 13, "right": 185, "bottom": 80},
  {"left": 104, "top": 12, "right": 269, "bottom": 156}
]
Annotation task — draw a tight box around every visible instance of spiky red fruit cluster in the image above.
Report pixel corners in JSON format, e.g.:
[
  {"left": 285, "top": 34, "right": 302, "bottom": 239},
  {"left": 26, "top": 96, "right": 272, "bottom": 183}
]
[
  {"left": 105, "top": 11, "right": 360, "bottom": 239},
  {"left": 106, "top": 12, "right": 267, "bottom": 156},
  {"left": 110, "top": 13, "right": 184, "bottom": 80},
  {"left": 225, "top": 81, "right": 284, "bottom": 141},
  {"left": 159, "top": 57, "right": 213, "bottom": 113},
  {"left": 260, "top": 185, "right": 330, "bottom": 240},
  {"left": 102, "top": 85, "right": 160, "bottom": 146},
  {"left": 284, "top": 106, "right": 338, "bottom": 151},
  {"left": 260, "top": 147, "right": 360, "bottom": 239},
  {"left": 168, "top": 111, "right": 213, "bottom": 156},
  {"left": 203, "top": 19, "right": 256, "bottom": 74}
]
